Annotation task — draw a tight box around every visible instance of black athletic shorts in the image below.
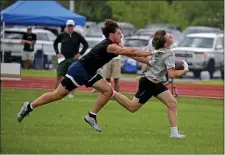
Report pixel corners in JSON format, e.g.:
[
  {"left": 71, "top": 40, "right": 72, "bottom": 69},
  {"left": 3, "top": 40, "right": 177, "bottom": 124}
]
[
  {"left": 61, "top": 61, "right": 103, "bottom": 91},
  {"left": 135, "top": 77, "right": 168, "bottom": 104}
]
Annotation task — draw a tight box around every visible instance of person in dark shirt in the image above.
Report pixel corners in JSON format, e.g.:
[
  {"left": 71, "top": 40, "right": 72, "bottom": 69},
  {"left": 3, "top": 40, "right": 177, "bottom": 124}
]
[
  {"left": 21, "top": 27, "right": 37, "bottom": 69},
  {"left": 53, "top": 20, "right": 89, "bottom": 98},
  {"left": 17, "top": 19, "right": 152, "bottom": 132}
]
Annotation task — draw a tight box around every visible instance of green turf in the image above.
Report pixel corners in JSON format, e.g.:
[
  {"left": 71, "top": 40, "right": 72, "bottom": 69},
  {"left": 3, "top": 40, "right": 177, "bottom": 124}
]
[
  {"left": 1, "top": 88, "right": 224, "bottom": 154},
  {"left": 3, "top": 69, "right": 223, "bottom": 85},
  {"left": 21, "top": 69, "right": 57, "bottom": 78},
  {"left": 19, "top": 69, "right": 138, "bottom": 79},
  {"left": 194, "top": 80, "right": 224, "bottom": 85},
  {"left": 18, "top": 69, "right": 138, "bottom": 79},
  {"left": 171, "top": 80, "right": 224, "bottom": 85}
]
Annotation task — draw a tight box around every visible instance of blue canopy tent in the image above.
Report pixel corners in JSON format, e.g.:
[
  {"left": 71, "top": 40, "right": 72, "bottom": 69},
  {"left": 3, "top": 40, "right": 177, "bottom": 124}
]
[
  {"left": 0, "top": 0, "right": 86, "bottom": 62},
  {"left": 1, "top": 0, "right": 86, "bottom": 26}
]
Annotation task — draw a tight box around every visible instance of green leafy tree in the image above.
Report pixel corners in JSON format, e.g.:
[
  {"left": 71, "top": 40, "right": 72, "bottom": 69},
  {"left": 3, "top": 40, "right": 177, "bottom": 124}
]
[
  {"left": 107, "top": 1, "right": 188, "bottom": 29},
  {"left": 58, "top": 1, "right": 112, "bottom": 22},
  {"left": 1, "top": 0, "right": 223, "bottom": 30},
  {"left": 107, "top": 0, "right": 223, "bottom": 30},
  {"left": 173, "top": 1, "right": 224, "bottom": 29}
]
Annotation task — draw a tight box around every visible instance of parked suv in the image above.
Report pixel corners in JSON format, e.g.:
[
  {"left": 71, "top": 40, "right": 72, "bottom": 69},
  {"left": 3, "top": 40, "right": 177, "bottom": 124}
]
[
  {"left": 173, "top": 33, "right": 224, "bottom": 78},
  {"left": 1, "top": 28, "right": 57, "bottom": 60},
  {"left": 123, "top": 36, "right": 151, "bottom": 71}
]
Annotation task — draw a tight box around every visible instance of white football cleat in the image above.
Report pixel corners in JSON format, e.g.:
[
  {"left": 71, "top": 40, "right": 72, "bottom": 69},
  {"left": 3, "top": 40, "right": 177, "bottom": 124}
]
[
  {"left": 17, "top": 101, "right": 32, "bottom": 123},
  {"left": 170, "top": 133, "right": 186, "bottom": 139},
  {"left": 67, "top": 93, "right": 74, "bottom": 98},
  {"left": 84, "top": 114, "right": 102, "bottom": 132}
]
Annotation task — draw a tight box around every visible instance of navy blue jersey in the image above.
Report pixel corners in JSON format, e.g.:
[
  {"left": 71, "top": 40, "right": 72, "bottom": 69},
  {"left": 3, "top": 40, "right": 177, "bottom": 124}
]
[{"left": 79, "top": 39, "right": 118, "bottom": 75}]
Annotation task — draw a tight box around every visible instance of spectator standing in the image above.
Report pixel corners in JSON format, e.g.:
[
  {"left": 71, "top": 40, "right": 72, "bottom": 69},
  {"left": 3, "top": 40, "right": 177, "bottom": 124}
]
[
  {"left": 53, "top": 20, "right": 89, "bottom": 98},
  {"left": 21, "top": 27, "right": 37, "bottom": 69}
]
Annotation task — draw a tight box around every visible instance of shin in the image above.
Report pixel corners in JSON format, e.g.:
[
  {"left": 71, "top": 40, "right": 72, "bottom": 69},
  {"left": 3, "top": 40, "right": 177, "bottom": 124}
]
[{"left": 31, "top": 84, "right": 70, "bottom": 108}]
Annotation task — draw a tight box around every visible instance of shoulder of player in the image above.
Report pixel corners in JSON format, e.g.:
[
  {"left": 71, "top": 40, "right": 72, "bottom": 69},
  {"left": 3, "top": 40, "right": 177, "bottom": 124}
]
[
  {"left": 153, "top": 49, "right": 174, "bottom": 61},
  {"left": 107, "top": 43, "right": 120, "bottom": 50},
  {"left": 165, "top": 51, "right": 175, "bottom": 57},
  {"left": 159, "top": 49, "right": 174, "bottom": 57},
  {"left": 107, "top": 43, "right": 127, "bottom": 55},
  {"left": 163, "top": 52, "right": 175, "bottom": 61},
  {"left": 167, "top": 49, "right": 175, "bottom": 55}
]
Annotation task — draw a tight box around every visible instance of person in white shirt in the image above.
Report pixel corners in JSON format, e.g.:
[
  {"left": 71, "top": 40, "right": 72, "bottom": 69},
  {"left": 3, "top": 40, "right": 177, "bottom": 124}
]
[
  {"left": 102, "top": 54, "right": 122, "bottom": 92},
  {"left": 112, "top": 30, "right": 189, "bottom": 138}
]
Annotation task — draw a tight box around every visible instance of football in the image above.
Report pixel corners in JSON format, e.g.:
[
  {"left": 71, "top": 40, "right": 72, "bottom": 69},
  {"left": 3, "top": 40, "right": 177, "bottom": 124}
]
[{"left": 175, "top": 61, "right": 185, "bottom": 70}]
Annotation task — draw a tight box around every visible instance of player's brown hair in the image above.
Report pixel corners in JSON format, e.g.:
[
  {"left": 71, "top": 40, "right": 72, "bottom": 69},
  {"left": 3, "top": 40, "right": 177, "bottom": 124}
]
[
  {"left": 101, "top": 19, "right": 120, "bottom": 38},
  {"left": 152, "top": 30, "right": 167, "bottom": 50}
]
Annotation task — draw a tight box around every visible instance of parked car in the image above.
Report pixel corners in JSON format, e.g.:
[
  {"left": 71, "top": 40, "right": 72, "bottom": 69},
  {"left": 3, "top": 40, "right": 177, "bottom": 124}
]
[
  {"left": 123, "top": 35, "right": 151, "bottom": 70},
  {"left": 1, "top": 27, "right": 57, "bottom": 61},
  {"left": 79, "top": 36, "right": 103, "bottom": 58},
  {"left": 135, "top": 28, "right": 182, "bottom": 47},
  {"left": 124, "top": 35, "right": 150, "bottom": 49},
  {"left": 85, "top": 21, "right": 97, "bottom": 28},
  {"left": 134, "top": 28, "right": 155, "bottom": 37},
  {"left": 83, "top": 21, "right": 97, "bottom": 36},
  {"left": 145, "top": 24, "right": 182, "bottom": 31},
  {"left": 86, "top": 22, "right": 136, "bottom": 37},
  {"left": 117, "top": 22, "right": 136, "bottom": 37},
  {"left": 173, "top": 33, "right": 224, "bottom": 78},
  {"left": 182, "top": 26, "right": 222, "bottom": 36},
  {"left": 85, "top": 25, "right": 102, "bottom": 37}
]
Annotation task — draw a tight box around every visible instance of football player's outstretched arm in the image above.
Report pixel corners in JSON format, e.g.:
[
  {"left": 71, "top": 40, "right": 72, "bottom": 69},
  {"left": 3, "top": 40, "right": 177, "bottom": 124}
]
[{"left": 107, "top": 44, "right": 152, "bottom": 57}]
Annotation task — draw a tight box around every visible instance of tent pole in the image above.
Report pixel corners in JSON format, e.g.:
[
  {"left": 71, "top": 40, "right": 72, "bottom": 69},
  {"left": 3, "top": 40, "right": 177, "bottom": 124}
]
[
  {"left": 2, "top": 21, "right": 5, "bottom": 63},
  {"left": 69, "top": 0, "right": 75, "bottom": 12}
]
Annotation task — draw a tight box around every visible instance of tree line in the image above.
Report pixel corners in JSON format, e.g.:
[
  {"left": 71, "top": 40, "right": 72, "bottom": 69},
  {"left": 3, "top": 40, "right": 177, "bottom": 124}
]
[{"left": 1, "top": 0, "right": 223, "bottom": 30}]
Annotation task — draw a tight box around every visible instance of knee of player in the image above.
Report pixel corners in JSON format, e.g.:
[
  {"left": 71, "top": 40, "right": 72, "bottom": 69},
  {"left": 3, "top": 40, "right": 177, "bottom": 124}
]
[
  {"left": 167, "top": 99, "right": 177, "bottom": 110},
  {"left": 102, "top": 88, "right": 113, "bottom": 97},
  {"left": 129, "top": 107, "right": 138, "bottom": 113},
  {"left": 129, "top": 104, "right": 140, "bottom": 113}
]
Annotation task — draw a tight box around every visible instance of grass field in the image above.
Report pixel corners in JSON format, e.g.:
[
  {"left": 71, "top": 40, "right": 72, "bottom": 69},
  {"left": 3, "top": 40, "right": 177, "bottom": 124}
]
[
  {"left": 1, "top": 88, "right": 224, "bottom": 154},
  {"left": 20, "top": 69, "right": 139, "bottom": 79},
  {"left": 2, "top": 69, "right": 224, "bottom": 85}
]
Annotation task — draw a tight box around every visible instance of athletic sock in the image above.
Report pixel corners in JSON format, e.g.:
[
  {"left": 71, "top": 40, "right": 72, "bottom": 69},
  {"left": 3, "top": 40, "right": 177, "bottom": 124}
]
[
  {"left": 111, "top": 90, "right": 116, "bottom": 99},
  {"left": 89, "top": 112, "right": 97, "bottom": 118},
  {"left": 27, "top": 102, "right": 33, "bottom": 112},
  {"left": 30, "top": 102, "right": 34, "bottom": 110},
  {"left": 170, "top": 127, "right": 179, "bottom": 135}
]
